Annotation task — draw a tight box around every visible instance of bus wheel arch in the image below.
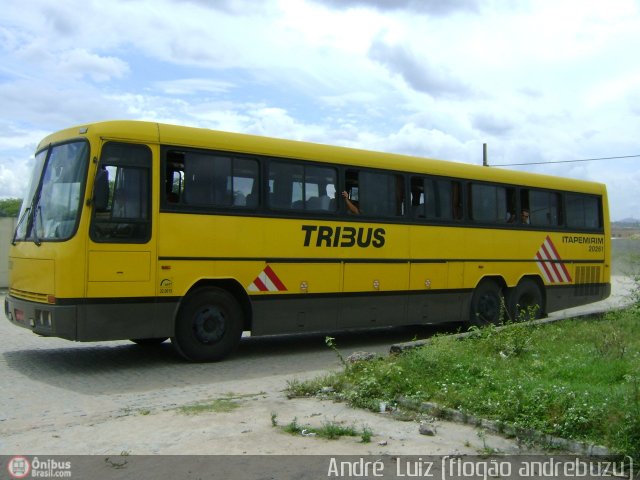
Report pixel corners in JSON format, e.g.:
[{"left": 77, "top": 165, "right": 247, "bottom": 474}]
[
  {"left": 469, "top": 276, "right": 507, "bottom": 326},
  {"left": 171, "top": 282, "right": 247, "bottom": 362},
  {"left": 507, "top": 276, "right": 545, "bottom": 322},
  {"left": 184, "top": 279, "right": 253, "bottom": 331}
]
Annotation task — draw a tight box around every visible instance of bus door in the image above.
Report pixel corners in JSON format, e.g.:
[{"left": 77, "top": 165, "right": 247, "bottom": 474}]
[{"left": 83, "top": 141, "right": 157, "bottom": 340}]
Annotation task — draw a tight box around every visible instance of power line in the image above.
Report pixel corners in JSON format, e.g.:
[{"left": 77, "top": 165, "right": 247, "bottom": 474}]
[{"left": 490, "top": 153, "right": 640, "bottom": 167}]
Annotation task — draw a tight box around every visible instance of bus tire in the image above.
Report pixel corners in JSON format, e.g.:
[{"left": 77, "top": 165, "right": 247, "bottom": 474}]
[
  {"left": 469, "top": 279, "right": 504, "bottom": 326},
  {"left": 171, "top": 287, "right": 243, "bottom": 362},
  {"left": 131, "top": 337, "right": 168, "bottom": 345},
  {"left": 508, "top": 278, "right": 544, "bottom": 322}
]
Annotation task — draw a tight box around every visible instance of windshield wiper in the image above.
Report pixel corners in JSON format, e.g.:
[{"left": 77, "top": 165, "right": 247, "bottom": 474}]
[
  {"left": 11, "top": 206, "right": 31, "bottom": 245},
  {"left": 33, "top": 205, "right": 42, "bottom": 246}
]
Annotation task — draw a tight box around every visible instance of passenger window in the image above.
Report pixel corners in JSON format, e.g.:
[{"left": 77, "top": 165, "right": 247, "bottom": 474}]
[
  {"left": 270, "top": 161, "right": 302, "bottom": 209},
  {"left": 184, "top": 153, "right": 231, "bottom": 206},
  {"left": 469, "top": 183, "right": 515, "bottom": 223},
  {"left": 231, "top": 158, "right": 259, "bottom": 207},
  {"left": 305, "top": 166, "right": 337, "bottom": 211},
  {"left": 166, "top": 163, "right": 184, "bottom": 204},
  {"left": 411, "top": 176, "right": 460, "bottom": 221},
  {"left": 164, "top": 150, "right": 259, "bottom": 208},
  {"left": 91, "top": 142, "right": 151, "bottom": 243},
  {"left": 268, "top": 161, "right": 336, "bottom": 212},
  {"left": 522, "top": 189, "right": 562, "bottom": 226},
  {"left": 346, "top": 169, "right": 404, "bottom": 217},
  {"left": 566, "top": 194, "right": 602, "bottom": 230}
]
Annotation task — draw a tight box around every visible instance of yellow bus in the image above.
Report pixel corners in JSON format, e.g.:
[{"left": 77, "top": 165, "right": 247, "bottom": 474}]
[{"left": 5, "top": 121, "right": 610, "bottom": 361}]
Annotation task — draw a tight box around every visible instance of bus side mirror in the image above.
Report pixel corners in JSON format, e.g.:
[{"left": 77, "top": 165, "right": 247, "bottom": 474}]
[{"left": 93, "top": 167, "right": 109, "bottom": 212}]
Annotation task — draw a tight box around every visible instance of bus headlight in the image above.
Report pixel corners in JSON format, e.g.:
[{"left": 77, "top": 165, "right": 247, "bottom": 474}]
[{"left": 36, "top": 309, "right": 52, "bottom": 327}]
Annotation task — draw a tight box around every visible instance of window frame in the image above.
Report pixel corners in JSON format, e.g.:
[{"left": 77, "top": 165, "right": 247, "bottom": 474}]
[
  {"left": 157, "top": 144, "right": 604, "bottom": 233},
  {"left": 467, "top": 181, "right": 516, "bottom": 225},
  {"left": 267, "top": 159, "right": 338, "bottom": 213},
  {"left": 410, "top": 174, "right": 463, "bottom": 223},
  {"left": 520, "top": 187, "right": 564, "bottom": 228},
  {"left": 160, "top": 146, "right": 261, "bottom": 212},
  {"left": 342, "top": 167, "right": 405, "bottom": 219},
  {"left": 90, "top": 141, "right": 152, "bottom": 244},
  {"left": 565, "top": 192, "right": 603, "bottom": 232}
]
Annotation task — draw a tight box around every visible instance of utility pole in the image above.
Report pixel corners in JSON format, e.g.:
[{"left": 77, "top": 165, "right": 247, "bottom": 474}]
[{"left": 483, "top": 143, "right": 488, "bottom": 166}]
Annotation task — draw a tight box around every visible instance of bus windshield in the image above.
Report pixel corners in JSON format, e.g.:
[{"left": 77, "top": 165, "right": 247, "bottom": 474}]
[{"left": 14, "top": 140, "right": 90, "bottom": 243}]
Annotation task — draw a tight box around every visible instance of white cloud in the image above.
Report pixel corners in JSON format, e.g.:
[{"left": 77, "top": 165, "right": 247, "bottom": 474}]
[
  {"left": 584, "top": 71, "right": 640, "bottom": 109},
  {"left": 595, "top": 169, "right": 640, "bottom": 221},
  {"left": 312, "top": 0, "right": 481, "bottom": 15},
  {"left": 58, "top": 49, "right": 130, "bottom": 82},
  {"left": 368, "top": 37, "right": 473, "bottom": 98},
  {"left": 370, "top": 123, "right": 475, "bottom": 162},
  {"left": 0, "top": 0, "right": 639, "bottom": 220},
  {"left": 153, "top": 78, "right": 235, "bottom": 96},
  {"left": 470, "top": 112, "right": 515, "bottom": 138},
  {"left": 0, "top": 161, "right": 34, "bottom": 199}
]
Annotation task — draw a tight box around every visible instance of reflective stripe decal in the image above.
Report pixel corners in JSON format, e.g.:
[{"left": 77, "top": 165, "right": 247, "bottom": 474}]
[
  {"left": 535, "top": 236, "right": 572, "bottom": 284},
  {"left": 248, "top": 265, "right": 288, "bottom": 292}
]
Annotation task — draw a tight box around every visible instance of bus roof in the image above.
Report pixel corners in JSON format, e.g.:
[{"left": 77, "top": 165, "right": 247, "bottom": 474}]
[{"left": 40, "top": 119, "right": 606, "bottom": 195}]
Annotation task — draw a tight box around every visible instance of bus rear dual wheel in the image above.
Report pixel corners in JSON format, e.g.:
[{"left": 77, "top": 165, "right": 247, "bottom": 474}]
[
  {"left": 171, "top": 287, "right": 243, "bottom": 362},
  {"left": 508, "top": 278, "right": 544, "bottom": 322},
  {"left": 469, "top": 278, "right": 543, "bottom": 326}
]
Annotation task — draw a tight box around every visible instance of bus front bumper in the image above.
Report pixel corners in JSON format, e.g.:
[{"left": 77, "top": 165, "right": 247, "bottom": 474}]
[{"left": 4, "top": 295, "right": 77, "bottom": 340}]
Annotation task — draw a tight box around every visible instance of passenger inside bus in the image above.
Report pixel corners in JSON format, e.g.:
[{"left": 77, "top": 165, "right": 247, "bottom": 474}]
[{"left": 342, "top": 190, "right": 360, "bottom": 214}]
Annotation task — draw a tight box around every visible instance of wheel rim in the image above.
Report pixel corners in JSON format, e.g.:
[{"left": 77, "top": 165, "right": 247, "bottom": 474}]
[
  {"left": 193, "top": 305, "right": 226, "bottom": 344},
  {"left": 477, "top": 292, "right": 500, "bottom": 323}
]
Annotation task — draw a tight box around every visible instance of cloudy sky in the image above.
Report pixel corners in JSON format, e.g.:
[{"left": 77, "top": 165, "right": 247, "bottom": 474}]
[{"left": 1, "top": 0, "right": 639, "bottom": 220}]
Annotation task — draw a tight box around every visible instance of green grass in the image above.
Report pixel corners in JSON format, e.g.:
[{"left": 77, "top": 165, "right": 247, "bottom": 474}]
[
  {"left": 288, "top": 309, "right": 640, "bottom": 459},
  {"left": 279, "top": 417, "right": 372, "bottom": 443},
  {"left": 178, "top": 398, "right": 240, "bottom": 415},
  {"left": 177, "top": 392, "right": 266, "bottom": 415}
]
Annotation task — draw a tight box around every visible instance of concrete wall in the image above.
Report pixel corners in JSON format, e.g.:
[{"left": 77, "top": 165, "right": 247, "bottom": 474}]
[{"left": 0, "top": 217, "right": 16, "bottom": 288}]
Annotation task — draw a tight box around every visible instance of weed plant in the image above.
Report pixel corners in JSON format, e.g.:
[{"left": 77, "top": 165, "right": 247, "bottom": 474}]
[
  {"left": 280, "top": 417, "right": 372, "bottom": 442},
  {"left": 293, "top": 311, "right": 640, "bottom": 459}
]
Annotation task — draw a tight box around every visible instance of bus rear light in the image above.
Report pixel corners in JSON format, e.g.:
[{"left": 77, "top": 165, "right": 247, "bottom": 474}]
[{"left": 47, "top": 295, "right": 56, "bottom": 304}]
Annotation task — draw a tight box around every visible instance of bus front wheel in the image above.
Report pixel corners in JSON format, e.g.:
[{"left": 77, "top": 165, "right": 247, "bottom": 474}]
[
  {"left": 469, "top": 280, "right": 504, "bottom": 326},
  {"left": 172, "top": 287, "right": 243, "bottom": 362}
]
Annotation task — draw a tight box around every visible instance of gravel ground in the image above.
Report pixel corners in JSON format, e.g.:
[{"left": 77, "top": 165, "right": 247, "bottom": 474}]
[{"left": 0, "top": 276, "right": 633, "bottom": 455}]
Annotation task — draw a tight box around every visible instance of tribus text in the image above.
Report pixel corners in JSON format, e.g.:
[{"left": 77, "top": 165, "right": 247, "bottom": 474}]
[{"left": 301, "top": 225, "right": 385, "bottom": 248}]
